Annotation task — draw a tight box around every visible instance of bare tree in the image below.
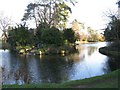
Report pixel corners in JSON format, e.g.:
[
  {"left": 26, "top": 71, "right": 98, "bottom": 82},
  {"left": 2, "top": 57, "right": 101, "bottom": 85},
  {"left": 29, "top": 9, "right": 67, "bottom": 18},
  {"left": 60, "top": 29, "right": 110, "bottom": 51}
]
[
  {"left": 0, "top": 14, "right": 11, "bottom": 42},
  {"left": 102, "top": 9, "right": 118, "bottom": 23}
]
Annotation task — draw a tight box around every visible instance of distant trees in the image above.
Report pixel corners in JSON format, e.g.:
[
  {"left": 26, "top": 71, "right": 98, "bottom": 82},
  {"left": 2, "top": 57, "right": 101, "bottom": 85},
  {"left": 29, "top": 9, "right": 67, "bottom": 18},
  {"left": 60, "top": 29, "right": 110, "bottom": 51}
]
[
  {"left": 70, "top": 19, "right": 104, "bottom": 42},
  {"left": 71, "top": 19, "right": 86, "bottom": 41},
  {"left": 71, "top": 19, "right": 80, "bottom": 32},
  {"left": 87, "top": 27, "right": 98, "bottom": 42}
]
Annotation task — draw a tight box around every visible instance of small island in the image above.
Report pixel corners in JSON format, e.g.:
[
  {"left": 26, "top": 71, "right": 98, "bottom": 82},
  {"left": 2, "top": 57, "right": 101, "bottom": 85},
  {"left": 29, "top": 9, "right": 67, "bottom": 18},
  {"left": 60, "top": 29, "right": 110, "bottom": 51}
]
[{"left": 0, "top": 0, "right": 120, "bottom": 89}]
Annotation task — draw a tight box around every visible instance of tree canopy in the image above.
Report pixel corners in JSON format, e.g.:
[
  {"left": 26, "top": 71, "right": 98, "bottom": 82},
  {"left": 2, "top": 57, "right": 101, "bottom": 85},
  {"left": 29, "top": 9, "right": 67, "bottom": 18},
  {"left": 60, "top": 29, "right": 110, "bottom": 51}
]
[
  {"left": 7, "top": 24, "right": 31, "bottom": 46},
  {"left": 22, "top": 0, "right": 77, "bottom": 30},
  {"left": 104, "top": 15, "right": 120, "bottom": 41},
  {"left": 63, "top": 28, "right": 76, "bottom": 43}
]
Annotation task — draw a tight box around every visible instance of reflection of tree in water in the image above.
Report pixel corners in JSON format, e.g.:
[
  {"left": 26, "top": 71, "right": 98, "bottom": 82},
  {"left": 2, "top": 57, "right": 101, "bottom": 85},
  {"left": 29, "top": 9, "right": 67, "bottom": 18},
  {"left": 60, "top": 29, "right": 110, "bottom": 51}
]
[
  {"left": 108, "top": 57, "right": 120, "bottom": 71},
  {"left": 12, "top": 55, "right": 30, "bottom": 84},
  {"left": 66, "top": 54, "right": 80, "bottom": 63},
  {"left": 87, "top": 46, "right": 97, "bottom": 56},
  {"left": 2, "top": 53, "right": 30, "bottom": 85},
  {"left": 14, "top": 67, "right": 29, "bottom": 84},
  {"left": 75, "top": 45, "right": 84, "bottom": 54},
  {"left": 38, "top": 55, "right": 74, "bottom": 83},
  {"left": 2, "top": 53, "right": 75, "bottom": 84},
  {"left": 18, "top": 56, "right": 30, "bottom": 84}
]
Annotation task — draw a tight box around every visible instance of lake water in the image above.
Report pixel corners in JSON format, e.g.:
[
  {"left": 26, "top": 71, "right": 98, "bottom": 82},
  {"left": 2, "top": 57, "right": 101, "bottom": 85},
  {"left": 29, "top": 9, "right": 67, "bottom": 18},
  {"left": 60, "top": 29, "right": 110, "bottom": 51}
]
[{"left": 0, "top": 42, "right": 116, "bottom": 85}]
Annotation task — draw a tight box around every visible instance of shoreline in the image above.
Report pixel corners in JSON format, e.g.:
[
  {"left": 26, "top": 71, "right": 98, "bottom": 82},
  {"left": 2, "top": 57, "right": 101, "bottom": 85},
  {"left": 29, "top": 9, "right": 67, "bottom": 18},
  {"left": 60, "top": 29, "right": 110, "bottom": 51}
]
[
  {"left": 99, "top": 46, "right": 120, "bottom": 56},
  {"left": 2, "top": 69, "right": 119, "bottom": 88}
]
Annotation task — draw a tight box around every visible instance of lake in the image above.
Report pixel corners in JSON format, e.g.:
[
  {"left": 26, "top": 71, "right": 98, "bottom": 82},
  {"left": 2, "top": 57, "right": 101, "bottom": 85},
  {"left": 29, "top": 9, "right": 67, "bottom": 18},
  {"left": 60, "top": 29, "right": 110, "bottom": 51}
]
[{"left": 0, "top": 42, "right": 117, "bottom": 85}]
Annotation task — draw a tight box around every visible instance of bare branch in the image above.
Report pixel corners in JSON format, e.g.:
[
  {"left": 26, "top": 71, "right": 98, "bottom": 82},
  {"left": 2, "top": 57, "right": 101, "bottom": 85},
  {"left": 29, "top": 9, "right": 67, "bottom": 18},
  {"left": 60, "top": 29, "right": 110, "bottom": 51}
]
[{"left": 0, "top": 15, "right": 11, "bottom": 39}]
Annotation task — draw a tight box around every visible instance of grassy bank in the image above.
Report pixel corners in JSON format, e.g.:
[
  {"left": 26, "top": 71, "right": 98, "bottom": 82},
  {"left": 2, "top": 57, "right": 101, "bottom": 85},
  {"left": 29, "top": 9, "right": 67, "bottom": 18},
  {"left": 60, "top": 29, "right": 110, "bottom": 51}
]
[
  {"left": 99, "top": 41, "right": 120, "bottom": 56},
  {"left": 99, "top": 47, "right": 120, "bottom": 56},
  {"left": 3, "top": 69, "right": 119, "bottom": 88}
]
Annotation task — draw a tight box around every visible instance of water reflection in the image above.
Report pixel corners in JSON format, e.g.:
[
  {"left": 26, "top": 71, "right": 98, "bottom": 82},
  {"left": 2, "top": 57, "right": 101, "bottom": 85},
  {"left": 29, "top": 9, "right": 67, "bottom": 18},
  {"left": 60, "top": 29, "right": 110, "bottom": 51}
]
[
  {"left": 37, "top": 56, "right": 73, "bottom": 83},
  {"left": 68, "top": 44, "right": 110, "bottom": 80},
  {"left": 87, "top": 46, "right": 97, "bottom": 56},
  {"left": 1, "top": 42, "right": 115, "bottom": 85}
]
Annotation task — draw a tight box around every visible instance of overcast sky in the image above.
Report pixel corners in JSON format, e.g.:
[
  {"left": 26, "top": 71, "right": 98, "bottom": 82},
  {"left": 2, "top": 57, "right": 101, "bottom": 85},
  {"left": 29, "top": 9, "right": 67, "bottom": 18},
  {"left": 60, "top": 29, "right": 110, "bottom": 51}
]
[
  {"left": 67, "top": 0, "right": 118, "bottom": 30},
  {"left": 0, "top": 0, "right": 118, "bottom": 36}
]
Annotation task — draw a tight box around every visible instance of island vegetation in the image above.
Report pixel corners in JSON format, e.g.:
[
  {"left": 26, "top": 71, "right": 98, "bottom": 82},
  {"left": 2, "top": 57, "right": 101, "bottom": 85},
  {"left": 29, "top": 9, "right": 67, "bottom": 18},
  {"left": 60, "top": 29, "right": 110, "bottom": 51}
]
[
  {"left": 1, "top": 0, "right": 120, "bottom": 89},
  {"left": 1, "top": 0, "right": 104, "bottom": 55}
]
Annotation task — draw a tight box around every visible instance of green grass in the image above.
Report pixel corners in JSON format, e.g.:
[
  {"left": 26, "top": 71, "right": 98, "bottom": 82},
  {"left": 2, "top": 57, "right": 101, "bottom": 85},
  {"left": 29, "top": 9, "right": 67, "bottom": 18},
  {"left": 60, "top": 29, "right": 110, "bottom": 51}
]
[
  {"left": 2, "top": 69, "right": 119, "bottom": 88},
  {"left": 99, "top": 47, "right": 120, "bottom": 56},
  {"left": 99, "top": 41, "right": 120, "bottom": 56}
]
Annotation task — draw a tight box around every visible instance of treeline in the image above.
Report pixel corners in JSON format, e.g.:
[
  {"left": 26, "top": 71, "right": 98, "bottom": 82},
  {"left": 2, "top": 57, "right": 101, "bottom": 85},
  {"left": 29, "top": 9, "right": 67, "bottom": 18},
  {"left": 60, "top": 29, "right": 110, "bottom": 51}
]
[
  {"left": 103, "top": 13, "right": 120, "bottom": 55},
  {"left": 7, "top": 23, "right": 105, "bottom": 49},
  {"left": 104, "top": 16, "right": 120, "bottom": 41},
  {"left": 71, "top": 20, "right": 105, "bottom": 42}
]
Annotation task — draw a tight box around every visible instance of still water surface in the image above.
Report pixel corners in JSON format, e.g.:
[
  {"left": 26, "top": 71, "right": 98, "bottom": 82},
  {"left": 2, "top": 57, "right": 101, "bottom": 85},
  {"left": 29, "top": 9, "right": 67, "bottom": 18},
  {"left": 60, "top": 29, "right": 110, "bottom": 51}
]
[{"left": 1, "top": 42, "right": 113, "bottom": 85}]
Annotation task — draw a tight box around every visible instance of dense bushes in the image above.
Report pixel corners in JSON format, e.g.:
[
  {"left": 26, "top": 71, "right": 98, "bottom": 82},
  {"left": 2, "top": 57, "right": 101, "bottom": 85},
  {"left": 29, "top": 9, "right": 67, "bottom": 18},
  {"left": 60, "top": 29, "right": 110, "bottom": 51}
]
[
  {"left": 108, "top": 41, "right": 120, "bottom": 51},
  {"left": 104, "top": 17, "right": 120, "bottom": 41},
  {"left": 7, "top": 23, "right": 79, "bottom": 55},
  {"left": 63, "top": 28, "right": 77, "bottom": 43},
  {"left": 7, "top": 23, "right": 77, "bottom": 49},
  {"left": 7, "top": 25, "right": 31, "bottom": 46},
  {"left": 41, "top": 27, "right": 64, "bottom": 45}
]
